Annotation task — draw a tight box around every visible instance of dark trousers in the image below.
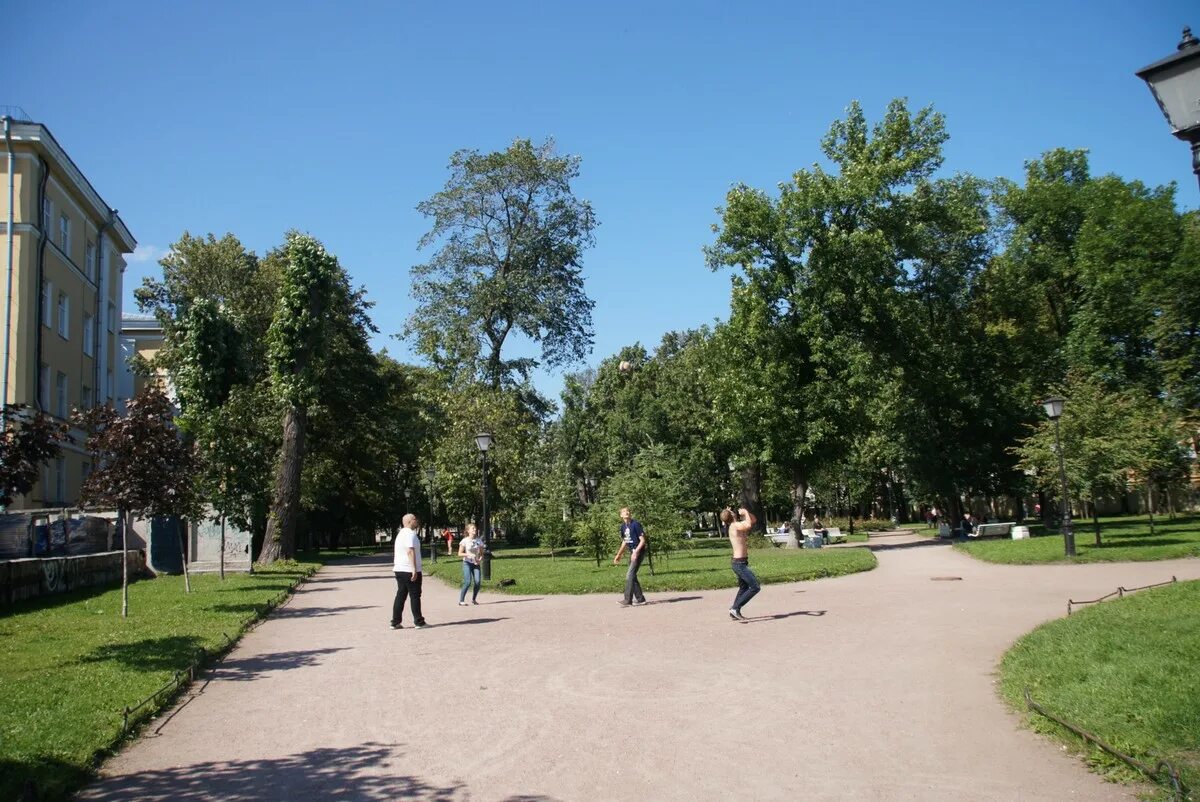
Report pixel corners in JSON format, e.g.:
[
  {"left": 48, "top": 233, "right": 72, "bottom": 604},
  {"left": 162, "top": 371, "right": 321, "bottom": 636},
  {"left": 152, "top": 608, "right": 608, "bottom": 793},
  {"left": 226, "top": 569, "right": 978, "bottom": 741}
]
[
  {"left": 731, "top": 558, "right": 760, "bottom": 612},
  {"left": 624, "top": 549, "right": 646, "bottom": 603},
  {"left": 392, "top": 571, "right": 424, "bottom": 625}
]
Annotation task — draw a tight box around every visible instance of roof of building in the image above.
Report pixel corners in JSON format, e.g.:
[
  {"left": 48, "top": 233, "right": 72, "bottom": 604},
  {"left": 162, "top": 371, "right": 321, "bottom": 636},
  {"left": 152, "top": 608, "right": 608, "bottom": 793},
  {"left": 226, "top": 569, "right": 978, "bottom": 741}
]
[{"left": 3, "top": 118, "right": 137, "bottom": 253}]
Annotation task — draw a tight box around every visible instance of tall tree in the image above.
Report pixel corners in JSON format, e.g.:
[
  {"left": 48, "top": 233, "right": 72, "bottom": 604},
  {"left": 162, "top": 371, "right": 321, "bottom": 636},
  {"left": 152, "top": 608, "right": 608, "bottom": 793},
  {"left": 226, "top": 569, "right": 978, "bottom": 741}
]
[
  {"left": 406, "top": 138, "right": 598, "bottom": 390},
  {"left": 258, "top": 233, "right": 342, "bottom": 565}
]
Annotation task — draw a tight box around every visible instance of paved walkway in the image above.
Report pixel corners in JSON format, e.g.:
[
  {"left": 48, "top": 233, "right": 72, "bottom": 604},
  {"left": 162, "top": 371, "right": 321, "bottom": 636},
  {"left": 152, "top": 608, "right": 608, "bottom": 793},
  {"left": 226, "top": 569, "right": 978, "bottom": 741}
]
[{"left": 79, "top": 534, "right": 1200, "bottom": 801}]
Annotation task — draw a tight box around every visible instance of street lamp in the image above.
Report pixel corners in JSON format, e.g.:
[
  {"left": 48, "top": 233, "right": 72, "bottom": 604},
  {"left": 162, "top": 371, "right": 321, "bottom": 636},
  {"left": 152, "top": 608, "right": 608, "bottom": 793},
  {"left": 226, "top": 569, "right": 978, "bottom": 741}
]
[
  {"left": 1137, "top": 26, "right": 1200, "bottom": 188},
  {"left": 475, "top": 432, "right": 494, "bottom": 580},
  {"left": 1041, "top": 396, "right": 1076, "bottom": 558},
  {"left": 424, "top": 466, "right": 437, "bottom": 562}
]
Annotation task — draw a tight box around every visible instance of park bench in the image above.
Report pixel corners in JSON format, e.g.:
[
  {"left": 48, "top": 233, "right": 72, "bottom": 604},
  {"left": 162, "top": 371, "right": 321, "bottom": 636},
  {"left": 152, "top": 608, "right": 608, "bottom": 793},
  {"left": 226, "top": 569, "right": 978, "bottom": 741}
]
[
  {"left": 767, "top": 530, "right": 797, "bottom": 547},
  {"left": 801, "top": 527, "right": 846, "bottom": 545},
  {"left": 970, "top": 522, "right": 1014, "bottom": 539}
]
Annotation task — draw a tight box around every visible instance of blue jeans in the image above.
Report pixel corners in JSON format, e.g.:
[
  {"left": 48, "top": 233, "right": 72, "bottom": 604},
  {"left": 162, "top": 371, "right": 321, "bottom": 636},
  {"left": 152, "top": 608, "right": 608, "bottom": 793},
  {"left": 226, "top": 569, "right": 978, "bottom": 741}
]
[
  {"left": 624, "top": 549, "right": 646, "bottom": 603},
  {"left": 731, "top": 558, "right": 760, "bottom": 612},
  {"left": 460, "top": 560, "right": 481, "bottom": 603}
]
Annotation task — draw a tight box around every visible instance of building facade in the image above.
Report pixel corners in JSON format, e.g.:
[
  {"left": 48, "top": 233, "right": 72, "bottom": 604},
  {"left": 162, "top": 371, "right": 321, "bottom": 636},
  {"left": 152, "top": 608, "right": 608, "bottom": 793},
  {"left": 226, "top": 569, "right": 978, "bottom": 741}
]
[{"left": 2, "top": 113, "right": 136, "bottom": 509}]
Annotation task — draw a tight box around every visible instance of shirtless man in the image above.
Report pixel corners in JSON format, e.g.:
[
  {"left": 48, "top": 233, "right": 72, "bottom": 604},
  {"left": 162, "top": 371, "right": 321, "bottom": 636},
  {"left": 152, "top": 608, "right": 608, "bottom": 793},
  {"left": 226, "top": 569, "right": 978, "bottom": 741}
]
[{"left": 721, "top": 506, "right": 760, "bottom": 621}]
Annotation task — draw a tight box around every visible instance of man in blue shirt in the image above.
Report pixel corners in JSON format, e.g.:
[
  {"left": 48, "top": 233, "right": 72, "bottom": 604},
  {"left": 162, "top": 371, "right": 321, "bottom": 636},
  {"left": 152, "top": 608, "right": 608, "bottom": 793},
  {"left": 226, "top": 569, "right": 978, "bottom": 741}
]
[{"left": 613, "top": 507, "right": 648, "bottom": 607}]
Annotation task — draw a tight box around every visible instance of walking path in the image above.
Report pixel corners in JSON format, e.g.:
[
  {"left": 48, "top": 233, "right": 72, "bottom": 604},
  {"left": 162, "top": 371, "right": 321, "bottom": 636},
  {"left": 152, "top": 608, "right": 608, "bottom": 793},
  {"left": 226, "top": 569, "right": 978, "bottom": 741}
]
[{"left": 79, "top": 534, "right": 1200, "bottom": 801}]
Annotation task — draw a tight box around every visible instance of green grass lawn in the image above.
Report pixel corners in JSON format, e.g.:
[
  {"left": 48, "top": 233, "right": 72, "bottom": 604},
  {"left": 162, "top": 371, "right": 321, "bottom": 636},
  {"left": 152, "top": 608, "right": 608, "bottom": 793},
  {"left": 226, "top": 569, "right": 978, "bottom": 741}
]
[
  {"left": 956, "top": 514, "right": 1200, "bottom": 564},
  {"left": 0, "top": 557, "right": 322, "bottom": 802},
  {"left": 998, "top": 579, "right": 1200, "bottom": 796},
  {"left": 424, "top": 539, "right": 877, "bottom": 595}
]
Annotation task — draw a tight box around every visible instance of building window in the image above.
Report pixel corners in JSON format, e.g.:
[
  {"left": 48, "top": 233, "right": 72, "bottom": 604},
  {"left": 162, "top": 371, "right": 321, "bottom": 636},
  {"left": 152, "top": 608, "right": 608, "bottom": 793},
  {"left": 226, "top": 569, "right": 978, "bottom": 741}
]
[
  {"left": 83, "top": 313, "right": 94, "bottom": 356},
  {"left": 56, "top": 372, "right": 68, "bottom": 418},
  {"left": 86, "top": 241, "right": 95, "bottom": 282},
  {"left": 82, "top": 385, "right": 92, "bottom": 410},
  {"left": 107, "top": 369, "right": 113, "bottom": 401},
  {"left": 60, "top": 214, "right": 70, "bottom": 253},
  {"left": 107, "top": 302, "right": 115, "bottom": 333},
  {"left": 42, "top": 281, "right": 53, "bottom": 327},
  {"left": 57, "top": 293, "right": 69, "bottom": 339},
  {"left": 39, "top": 364, "right": 49, "bottom": 409},
  {"left": 41, "top": 197, "right": 52, "bottom": 234},
  {"left": 55, "top": 457, "right": 66, "bottom": 502}
]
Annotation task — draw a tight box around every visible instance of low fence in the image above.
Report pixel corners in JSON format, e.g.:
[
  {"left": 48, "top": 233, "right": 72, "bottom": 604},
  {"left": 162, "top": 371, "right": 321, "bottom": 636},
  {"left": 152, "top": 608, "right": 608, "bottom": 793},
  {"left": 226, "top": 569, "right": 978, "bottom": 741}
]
[
  {"left": 0, "top": 508, "right": 126, "bottom": 560},
  {"left": 0, "top": 550, "right": 145, "bottom": 607}
]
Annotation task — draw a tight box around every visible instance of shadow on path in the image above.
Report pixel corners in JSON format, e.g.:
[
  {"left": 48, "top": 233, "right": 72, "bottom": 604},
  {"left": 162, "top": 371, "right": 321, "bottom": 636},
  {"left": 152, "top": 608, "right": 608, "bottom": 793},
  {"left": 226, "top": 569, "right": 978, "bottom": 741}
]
[
  {"left": 740, "top": 610, "right": 827, "bottom": 622},
  {"left": 78, "top": 742, "right": 476, "bottom": 802},
  {"left": 212, "top": 647, "right": 351, "bottom": 681},
  {"left": 650, "top": 596, "right": 702, "bottom": 605},
  {"left": 482, "top": 598, "right": 543, "bottom": 605},
  {"left": 866, "top": 539, "right": 952, "bottom": 553},
  {"left": 425, "top": 617, "right": 509, "bottom": 628}
]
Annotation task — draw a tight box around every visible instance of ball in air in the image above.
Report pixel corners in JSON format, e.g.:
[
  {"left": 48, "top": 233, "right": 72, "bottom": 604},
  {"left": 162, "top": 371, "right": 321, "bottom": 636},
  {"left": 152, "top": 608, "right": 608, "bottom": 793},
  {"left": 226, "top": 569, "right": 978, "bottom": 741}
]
[{"left": 618, "top": 360, "right": 632, "bottom": 373}]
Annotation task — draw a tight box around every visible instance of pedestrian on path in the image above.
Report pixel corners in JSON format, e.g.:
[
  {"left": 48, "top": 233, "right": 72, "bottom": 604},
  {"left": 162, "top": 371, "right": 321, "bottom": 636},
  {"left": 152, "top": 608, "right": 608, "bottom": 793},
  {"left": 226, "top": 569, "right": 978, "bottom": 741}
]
[
  {"left": 722, "top": 506, "right": 759, "bottom": 620},
  {"left": 391, "top": 513, "right": 427, "bottom": 629},
  {"left": 613, "top": 507, "right": 648, "bottom": 607},
  {"left": 458, "top": 523, "right": 483, "bottom": 606}
]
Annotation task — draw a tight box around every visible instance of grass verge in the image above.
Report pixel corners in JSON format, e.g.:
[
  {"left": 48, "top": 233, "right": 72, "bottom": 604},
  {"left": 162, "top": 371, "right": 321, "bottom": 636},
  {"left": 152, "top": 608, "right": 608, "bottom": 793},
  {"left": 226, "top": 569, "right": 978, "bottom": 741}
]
[
  {"left": 997, "top": 579, "right": 1200, "bottom": 797},
  {"left": 0, "top": 557, "right": 321, "bottom": 802},
  {"left": 424, "top": 539, "right": 876, "bottom": 595},
  {"left": 956, "top": 514, "right": 1200, "bottom": 565}
]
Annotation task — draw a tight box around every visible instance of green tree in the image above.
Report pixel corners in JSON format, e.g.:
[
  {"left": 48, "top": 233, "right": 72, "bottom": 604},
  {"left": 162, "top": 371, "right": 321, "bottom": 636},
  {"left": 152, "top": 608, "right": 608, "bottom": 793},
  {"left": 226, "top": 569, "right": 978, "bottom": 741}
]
[
  {"left": 406, "top": 138, "right": 598, "bottom": 390},
  {"left": 592, "top": 443, "right": 696, "bottom": 561},
  {"left": 75, "top": 387, "right": 200, "bottom": 616},
  {"left": 258, "top": 233, "right": 343, "bottom": 565}
]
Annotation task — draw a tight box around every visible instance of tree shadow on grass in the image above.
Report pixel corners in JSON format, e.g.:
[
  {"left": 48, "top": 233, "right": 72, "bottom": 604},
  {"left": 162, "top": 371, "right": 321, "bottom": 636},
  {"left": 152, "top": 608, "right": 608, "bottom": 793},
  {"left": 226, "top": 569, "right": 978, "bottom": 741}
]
[
  {"left": 1, "top": 754, "right": 93, "bottom": 802},
  {"left": 78, "top": 635, "right": 207, "bottom": 672},
  {"left": 1089, "top": 538, "right": 1196, "bottom": 550},
  {"left": 75, "top": 742, "right": 478, "bottom": 801},
  {"left": 211, "top": 647, "right": 352, "bottom": 681}
]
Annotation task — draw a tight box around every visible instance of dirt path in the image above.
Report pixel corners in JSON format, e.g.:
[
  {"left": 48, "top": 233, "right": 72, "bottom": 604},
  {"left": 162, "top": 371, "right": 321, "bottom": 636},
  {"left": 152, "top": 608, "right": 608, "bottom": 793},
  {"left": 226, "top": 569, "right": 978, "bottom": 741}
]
[{"left": 78, "top": 537, "right": 1200, "bottom": 801}]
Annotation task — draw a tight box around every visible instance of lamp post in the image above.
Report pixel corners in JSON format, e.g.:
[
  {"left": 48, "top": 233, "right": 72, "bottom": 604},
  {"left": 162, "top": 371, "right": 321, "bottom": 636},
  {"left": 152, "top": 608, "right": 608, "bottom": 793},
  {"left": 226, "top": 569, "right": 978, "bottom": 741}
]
[
  {"left": 424, "top": 466, "right": 437, "bottom": 563},
  {"left": 1137, "top": 26, "right": 1200, "bottom": 188},
  {"left": 1041, "top": 396, "right": 1076, "bottom": 558},
  {"left": 475, "top": 432, "right": 494, "bottom": 580}
]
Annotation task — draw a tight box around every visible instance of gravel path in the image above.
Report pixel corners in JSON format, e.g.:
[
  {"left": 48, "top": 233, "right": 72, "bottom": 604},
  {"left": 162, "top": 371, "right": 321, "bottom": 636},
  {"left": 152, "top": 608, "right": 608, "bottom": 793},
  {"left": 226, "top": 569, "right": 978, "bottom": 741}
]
[{"left": 78, "top": 534, "right": 1200, "bottom": 801}]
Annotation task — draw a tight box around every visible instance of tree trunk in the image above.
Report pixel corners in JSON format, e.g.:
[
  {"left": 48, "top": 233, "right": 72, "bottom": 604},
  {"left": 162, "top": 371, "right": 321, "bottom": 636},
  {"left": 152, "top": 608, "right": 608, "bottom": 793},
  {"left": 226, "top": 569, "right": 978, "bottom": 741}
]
[
  {"left": 1090, "top": 493, "right": 1102, "bottom": 547},
  {"left": 178, "top": 521, "right": 192, "bottom": 593},
  {"left": 219, "top": 515, "right": 226, "bottom": 581},
  {"left": 1146, "top": 486, "right": 1156, "bottom": 536},
  {"left": 120, "top": 509, "right": 129, "bottom": 618},
  {"left": 739, "top": 464, "right": 766, "bottom": 533},
  {"left": 258, "top": 405, "right": 307, "bottom": 565},
  {"left": 789, "top": 467, "right": 808, "bottom": 530}
]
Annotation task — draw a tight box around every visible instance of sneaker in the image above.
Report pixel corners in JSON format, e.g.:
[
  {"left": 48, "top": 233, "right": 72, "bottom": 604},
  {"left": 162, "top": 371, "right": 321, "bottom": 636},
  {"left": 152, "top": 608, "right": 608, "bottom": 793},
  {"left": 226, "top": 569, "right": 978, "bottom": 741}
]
[
  {"left": 390, "top": 622, "right": 402, "bottom": 630},
  {"left": 617, "top": 600, "right": 632, "bottom": 608},
  {"left": 472, "top": 600, "right": 479, "bottom": 605},
  {"left": 458, "top": 602, "right": 468, "bottom": 607},
  {"left": 414, "top": 620, "right": 428, "bottom": 628},
  {"left": 728, "top": 609, "right": 744, "bottom": 621},
  {"left": 632, "top": 600, "right": 648, "bottom": 607}
]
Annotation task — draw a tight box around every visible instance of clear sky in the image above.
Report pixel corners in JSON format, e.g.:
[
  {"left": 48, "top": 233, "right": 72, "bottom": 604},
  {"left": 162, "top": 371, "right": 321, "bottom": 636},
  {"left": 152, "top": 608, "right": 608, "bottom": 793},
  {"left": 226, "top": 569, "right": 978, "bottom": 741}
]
[{"left": 5, "top": 0, "right": 1195, "bottom": 404}]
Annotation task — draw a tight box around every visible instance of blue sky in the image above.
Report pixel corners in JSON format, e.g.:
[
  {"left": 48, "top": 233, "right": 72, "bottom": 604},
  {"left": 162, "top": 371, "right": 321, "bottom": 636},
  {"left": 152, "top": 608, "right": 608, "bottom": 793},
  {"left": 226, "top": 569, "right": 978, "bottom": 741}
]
[{"left": 6, "top": 0, "right": 1195, "bottom": 403}]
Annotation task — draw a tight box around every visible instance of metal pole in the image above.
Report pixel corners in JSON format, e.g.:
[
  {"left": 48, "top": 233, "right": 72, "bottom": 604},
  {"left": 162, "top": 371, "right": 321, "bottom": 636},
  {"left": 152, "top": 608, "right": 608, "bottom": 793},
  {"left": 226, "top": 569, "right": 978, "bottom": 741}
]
[
  {"left": 481, "top": 451, "right": 491, "bottom": 581},
  {"left": 1052, "top": 417, "right": 1076, "bottom": 557}
]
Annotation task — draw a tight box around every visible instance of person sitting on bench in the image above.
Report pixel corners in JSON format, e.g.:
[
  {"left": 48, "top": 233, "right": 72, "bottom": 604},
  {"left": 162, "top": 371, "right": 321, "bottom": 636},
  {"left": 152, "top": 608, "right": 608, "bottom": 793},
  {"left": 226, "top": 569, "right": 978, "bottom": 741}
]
[
  {"left": 812, "top": 515, "right": 830, "bottom": 543},
  {"left": 960, "top": 512, "right": 976, "bottom": 538}
]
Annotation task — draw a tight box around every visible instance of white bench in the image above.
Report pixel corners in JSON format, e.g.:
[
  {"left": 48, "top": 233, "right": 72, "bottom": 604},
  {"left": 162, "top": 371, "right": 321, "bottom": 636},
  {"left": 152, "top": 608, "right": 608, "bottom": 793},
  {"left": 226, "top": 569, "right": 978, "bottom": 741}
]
[
  {"left": 767, "top": 530, "right": 798, "bottom": 547},
  {"left": 802, "top": 527, "right": 845, "bottom": 545},
  {"left": 970, "top": 522, "right": 1014, "bottom": 539}
]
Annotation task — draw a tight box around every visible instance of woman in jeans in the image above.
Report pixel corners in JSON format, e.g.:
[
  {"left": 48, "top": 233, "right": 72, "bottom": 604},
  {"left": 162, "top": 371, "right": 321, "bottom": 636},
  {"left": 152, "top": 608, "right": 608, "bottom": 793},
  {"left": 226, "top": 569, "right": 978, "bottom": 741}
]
[{"left": 457, "top": 523, "right": 483, "bottom": 606}]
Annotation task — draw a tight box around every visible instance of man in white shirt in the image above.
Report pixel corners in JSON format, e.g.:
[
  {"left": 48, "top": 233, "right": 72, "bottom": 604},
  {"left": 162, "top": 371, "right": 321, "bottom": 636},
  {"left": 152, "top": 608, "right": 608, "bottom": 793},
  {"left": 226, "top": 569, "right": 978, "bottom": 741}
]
[{"left": 391, "top": 513, "right": 427, "bottom": 629}]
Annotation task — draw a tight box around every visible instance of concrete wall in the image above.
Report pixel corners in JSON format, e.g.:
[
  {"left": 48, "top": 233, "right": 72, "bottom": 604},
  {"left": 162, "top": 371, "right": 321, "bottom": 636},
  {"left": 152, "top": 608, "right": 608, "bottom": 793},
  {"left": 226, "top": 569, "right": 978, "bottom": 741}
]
[{"left": 0, "top": 549, "right": 144, "bottom": 606}]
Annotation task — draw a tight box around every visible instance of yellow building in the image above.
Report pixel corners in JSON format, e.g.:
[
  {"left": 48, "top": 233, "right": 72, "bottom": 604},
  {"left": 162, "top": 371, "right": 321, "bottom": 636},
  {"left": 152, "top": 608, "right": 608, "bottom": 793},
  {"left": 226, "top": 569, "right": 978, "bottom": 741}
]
[
  {"left": 2, "top": 112, "right": 136, "bottom": 509},
  {"left": 119, "top": 312, "right": 168, "bottom": 399}
]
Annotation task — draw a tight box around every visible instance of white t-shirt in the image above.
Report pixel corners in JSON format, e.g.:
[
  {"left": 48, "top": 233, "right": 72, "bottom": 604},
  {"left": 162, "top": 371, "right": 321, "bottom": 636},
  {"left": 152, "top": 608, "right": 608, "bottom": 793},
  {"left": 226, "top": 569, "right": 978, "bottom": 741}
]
[
  {"left": 460, "top": 536, "right": 483, "bottom": 565},
  {"left": 393, "top": 527, "right": 423, "bottom": 573}
]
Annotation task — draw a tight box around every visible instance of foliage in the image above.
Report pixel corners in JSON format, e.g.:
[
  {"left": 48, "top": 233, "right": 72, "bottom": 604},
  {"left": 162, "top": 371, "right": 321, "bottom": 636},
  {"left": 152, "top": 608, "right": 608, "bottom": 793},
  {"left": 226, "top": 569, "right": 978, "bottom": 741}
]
[
  {"left": 998, "top": 580, "right": 1200, "bottom": 793},
  {"left": 590, "top": 443, "right": 697, "bottom": 559},
  {"left": 406, "top": 138, "right": 598, "bottom": 390},
  {"left": 0, "top": 562, "right": 318, "bottom": 802},
  {"left": 0, "top": 405, "right": 68, "bottom": 507},
  {"left": 73, "top": 387, "right": 200, "bottom": 522}
]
